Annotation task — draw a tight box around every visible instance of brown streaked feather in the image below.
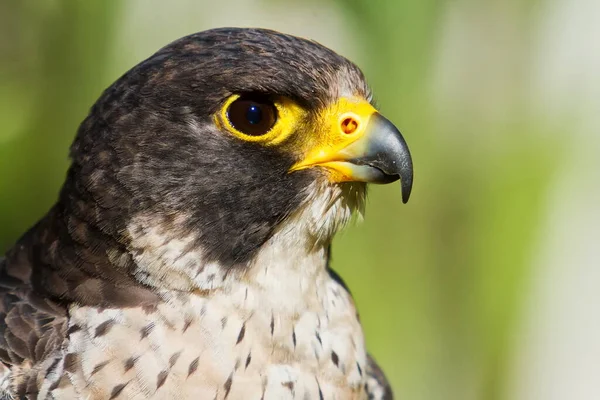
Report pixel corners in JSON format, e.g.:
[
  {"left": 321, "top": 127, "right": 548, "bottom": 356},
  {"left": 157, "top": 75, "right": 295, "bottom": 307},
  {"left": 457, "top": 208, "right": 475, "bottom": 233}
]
[
  {"left": 365, "top": 354, "right": 394, "bottom": 400},
  {"left": 326, "top": 264, "right": 394, "bottom": 400},
  {"left": 0, "top": 206, "right": 161, "bottom": 398},
  {"left": 0, "top": 241, "right": 68, "bottom": 368},
  {"left": 0, "top": 254, "right": 68, "bottom": 398}
]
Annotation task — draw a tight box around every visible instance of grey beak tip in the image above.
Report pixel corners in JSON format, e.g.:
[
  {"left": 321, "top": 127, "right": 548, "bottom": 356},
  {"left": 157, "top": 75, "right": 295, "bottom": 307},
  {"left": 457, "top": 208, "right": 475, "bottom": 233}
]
[
  {"left": 401, "top": 178, "right": 413, "bottom": 204},
  {"left": 400, "top": 158, "right": 413, "bottom": 203}
]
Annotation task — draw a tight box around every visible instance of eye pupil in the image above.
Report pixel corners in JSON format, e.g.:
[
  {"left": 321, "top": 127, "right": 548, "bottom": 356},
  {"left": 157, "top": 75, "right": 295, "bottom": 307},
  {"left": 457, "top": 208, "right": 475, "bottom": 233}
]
[
  {"left": 227, "top": 95, "right": 277, "bottom": 136},
  {"left": 246, "top": 104, "right": 263, "bottom": 125}
]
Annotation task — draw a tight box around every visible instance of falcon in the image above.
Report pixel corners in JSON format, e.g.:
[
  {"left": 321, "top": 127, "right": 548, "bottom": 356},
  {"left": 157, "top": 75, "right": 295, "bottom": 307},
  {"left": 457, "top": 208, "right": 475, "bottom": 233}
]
[{"left": 0, "top": 28, "right": 413, "bottom": 399}]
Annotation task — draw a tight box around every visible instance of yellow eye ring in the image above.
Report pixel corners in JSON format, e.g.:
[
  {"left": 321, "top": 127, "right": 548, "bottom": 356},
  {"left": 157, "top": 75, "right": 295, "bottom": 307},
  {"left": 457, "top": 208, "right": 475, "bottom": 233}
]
[{"left": 215, "top": 94, "right": 306, "bottom": 145}]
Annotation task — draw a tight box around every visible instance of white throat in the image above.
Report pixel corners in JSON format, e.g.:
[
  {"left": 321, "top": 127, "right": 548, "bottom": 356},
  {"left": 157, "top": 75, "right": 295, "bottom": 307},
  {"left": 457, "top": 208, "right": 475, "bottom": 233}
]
[{"left": 126, "top": 181, "right": 365, "bottom": 294}]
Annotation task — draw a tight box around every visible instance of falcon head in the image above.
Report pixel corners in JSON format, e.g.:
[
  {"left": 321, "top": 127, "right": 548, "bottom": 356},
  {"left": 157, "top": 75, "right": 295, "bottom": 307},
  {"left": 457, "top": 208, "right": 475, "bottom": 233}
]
[{"left": 64, "top": 28, "right": 412, "bottom": 289}]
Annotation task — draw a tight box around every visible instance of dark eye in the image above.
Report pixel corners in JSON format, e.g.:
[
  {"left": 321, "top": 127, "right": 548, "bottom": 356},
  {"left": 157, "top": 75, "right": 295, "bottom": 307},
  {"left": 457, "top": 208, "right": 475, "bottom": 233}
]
[{"left": 227, "top": 95, "right": 277, "bottom": 136}]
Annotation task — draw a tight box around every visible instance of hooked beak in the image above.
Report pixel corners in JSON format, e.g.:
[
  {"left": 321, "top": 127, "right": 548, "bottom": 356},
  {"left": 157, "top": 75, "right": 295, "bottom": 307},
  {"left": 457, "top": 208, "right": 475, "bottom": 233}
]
[{"left": 291, "top": 99, "right": 413, "bottom": 203}]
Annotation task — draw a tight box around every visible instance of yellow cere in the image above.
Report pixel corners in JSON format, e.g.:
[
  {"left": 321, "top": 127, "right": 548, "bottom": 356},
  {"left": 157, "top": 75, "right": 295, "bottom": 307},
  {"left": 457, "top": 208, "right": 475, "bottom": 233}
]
[
  {"left": 291, "top": 97, "right": 377, "bottom": 175},
  {"left": 216, "top": 94, "right": 306, "bottom": 145}
]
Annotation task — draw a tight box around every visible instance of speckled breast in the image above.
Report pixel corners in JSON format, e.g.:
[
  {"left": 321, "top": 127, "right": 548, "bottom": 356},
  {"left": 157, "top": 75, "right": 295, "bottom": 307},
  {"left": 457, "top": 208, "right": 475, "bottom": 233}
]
[{"left": 48, "top": 274, "right": 368, "bottom": 399}]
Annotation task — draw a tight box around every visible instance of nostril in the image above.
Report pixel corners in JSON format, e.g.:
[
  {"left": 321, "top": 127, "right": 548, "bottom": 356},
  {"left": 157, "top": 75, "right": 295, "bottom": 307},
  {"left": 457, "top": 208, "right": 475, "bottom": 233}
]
[{"left": 341, "top": 117, "right": 359, "bottom": 134}]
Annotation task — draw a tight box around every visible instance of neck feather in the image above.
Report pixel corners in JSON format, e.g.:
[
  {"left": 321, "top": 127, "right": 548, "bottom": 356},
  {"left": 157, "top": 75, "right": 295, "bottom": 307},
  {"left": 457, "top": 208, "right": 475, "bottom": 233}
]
[{"left": 127, "top": 181, "right": 365, "bottom": 293}]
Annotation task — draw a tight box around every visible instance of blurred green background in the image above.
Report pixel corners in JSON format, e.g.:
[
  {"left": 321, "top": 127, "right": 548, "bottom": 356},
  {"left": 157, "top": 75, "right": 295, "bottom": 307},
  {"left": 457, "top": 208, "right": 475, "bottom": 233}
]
[{"left": 1, "top": 1, "right": 598, "bottom": 399}]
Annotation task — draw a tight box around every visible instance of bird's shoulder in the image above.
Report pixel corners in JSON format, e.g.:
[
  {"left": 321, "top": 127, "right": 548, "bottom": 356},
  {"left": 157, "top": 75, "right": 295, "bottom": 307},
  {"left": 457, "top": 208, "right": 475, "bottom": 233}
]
[
  {"left": 326, "top": 264, "right": 394, "bottom": 400},
  {"left": 0, "top": 234, "right": 69, "bottom": 398},
  {"left": 0, "top": 232, "right": 69, "bottom": 363},
  {"left": 365, "top": 354, "right": 394, "bottom": 400}
]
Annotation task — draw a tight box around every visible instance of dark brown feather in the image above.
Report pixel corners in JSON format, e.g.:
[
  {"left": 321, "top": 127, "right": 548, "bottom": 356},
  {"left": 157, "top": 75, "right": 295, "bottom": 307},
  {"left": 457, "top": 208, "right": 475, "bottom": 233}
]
[
  {"left": 0, "top": 246, "right": 67, "bottom": 368},
  {"left": 0, "top": 206, "right": 160, "bottom": 397},
  {"left": 327, "top": 262, "right": 394, "bottom": 400},
  {"left": 0, "top": 245, "right": 68, "bottom": 397},
  {"left": 366, "top": 354, "right": 394, "bottom": 400}
]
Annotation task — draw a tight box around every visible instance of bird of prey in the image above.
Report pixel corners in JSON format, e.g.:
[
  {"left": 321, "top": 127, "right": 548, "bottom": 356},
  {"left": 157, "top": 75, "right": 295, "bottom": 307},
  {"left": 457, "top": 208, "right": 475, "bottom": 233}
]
[{"left": 0, "top": 28, "right": 412, "bottom": 399}]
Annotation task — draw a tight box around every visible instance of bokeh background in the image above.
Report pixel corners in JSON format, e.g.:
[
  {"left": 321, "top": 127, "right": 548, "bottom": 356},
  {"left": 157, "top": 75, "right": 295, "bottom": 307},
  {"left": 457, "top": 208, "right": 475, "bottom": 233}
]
[{"left": 1, "top": 0, "right": 598, "bottom": 399}]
